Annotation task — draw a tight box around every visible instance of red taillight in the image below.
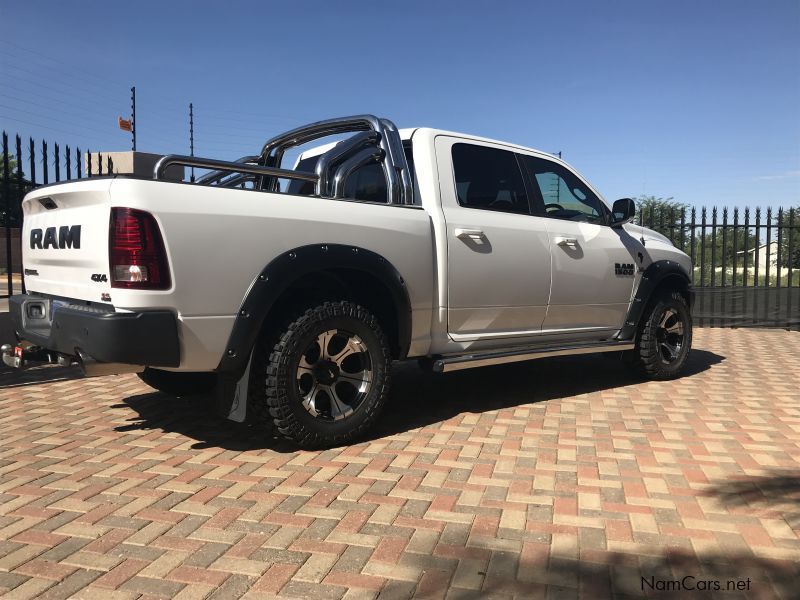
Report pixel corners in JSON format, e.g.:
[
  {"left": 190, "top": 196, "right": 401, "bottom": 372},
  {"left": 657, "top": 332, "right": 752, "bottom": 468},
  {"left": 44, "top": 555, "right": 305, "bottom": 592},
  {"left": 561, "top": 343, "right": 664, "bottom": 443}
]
[{"left": 109, "top": 207, "right": 171, "bottom": 289}]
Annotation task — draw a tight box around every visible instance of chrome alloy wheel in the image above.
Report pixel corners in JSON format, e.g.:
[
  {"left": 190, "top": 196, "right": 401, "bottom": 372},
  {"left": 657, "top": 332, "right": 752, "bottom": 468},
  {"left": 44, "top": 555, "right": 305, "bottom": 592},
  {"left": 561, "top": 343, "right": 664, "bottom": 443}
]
[
  {"left": 296, "top": 329, "right": 372, "bottom": 421},
  {"left": 656, "top": 307, "right": 685, "bottom": 364}
]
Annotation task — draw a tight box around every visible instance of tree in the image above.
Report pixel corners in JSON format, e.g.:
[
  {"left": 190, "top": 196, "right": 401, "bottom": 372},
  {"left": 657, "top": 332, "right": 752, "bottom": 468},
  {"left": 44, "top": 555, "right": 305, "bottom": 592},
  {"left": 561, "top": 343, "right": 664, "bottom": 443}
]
[
  {"left": 0, "top": 153, "right": 33, "bottom": 227},
  {"left": 634, "top": 195, "right": 690, "bottom": 243}
]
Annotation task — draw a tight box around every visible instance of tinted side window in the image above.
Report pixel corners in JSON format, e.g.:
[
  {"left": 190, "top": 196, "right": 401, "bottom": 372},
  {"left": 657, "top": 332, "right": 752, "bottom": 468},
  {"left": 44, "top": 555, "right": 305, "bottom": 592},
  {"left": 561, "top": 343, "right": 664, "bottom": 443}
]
[
  {"left": 286, "top": 155, "right": 389, "bottom": 202},
  {"left": 343, "top": 162, "right": 388, "bottom": 203},
  {"left": 520, "top": 156, "right": 606, "bottom": 224},
  {"left": 452, "top": 144, "right": 530, "bottom": 215}
]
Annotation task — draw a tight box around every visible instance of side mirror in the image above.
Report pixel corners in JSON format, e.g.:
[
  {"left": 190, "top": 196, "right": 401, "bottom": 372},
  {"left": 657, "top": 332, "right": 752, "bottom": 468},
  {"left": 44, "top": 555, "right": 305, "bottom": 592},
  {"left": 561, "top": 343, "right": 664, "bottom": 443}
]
[{"left": 611, "top": 198, "right": 636, "bottom": 227}]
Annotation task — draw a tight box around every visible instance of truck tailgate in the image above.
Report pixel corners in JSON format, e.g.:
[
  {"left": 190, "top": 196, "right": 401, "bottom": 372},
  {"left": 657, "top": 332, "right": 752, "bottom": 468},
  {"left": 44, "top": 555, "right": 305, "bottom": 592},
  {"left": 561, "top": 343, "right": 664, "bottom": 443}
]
[{"left": 21, "top": 179, "right": 113, "bottom": 302}]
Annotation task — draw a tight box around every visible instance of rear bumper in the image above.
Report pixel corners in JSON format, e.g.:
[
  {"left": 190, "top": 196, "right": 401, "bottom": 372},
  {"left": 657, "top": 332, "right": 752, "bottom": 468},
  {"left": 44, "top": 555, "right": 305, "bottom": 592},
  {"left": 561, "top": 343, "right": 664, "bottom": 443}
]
[{"left": 7, "top": 294, "right": 180, "bottom": 367}]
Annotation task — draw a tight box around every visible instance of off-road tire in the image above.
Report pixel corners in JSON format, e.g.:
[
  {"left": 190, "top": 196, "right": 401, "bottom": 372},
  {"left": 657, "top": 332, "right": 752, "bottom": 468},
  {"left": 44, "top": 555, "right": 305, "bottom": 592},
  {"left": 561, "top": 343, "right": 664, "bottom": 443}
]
[
  {"left": 258, "top": 301, "right": 391, "bottom": 448},
  {"left": 632, "top": 290, "right": 692, "bottom": 380},
  {"left": 138, "top": 368, "right": 218, "bottom": 396}
]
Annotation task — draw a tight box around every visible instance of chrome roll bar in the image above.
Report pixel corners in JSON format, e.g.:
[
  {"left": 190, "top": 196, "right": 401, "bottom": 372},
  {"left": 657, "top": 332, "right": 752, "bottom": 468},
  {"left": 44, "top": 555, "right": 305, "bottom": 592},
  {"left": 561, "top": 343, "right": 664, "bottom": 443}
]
[
  {"left": 259, "top": 114, "right": 413, "bottom": 205},
  {"left": 153, "top": 114, "right": 413, "bottom": 204},
  {"left": 195, "top": 155, "right": 259, "bottom": 185},
  {"left": 153, "top": 155, "right": 319, "bottom": 184},
  {"left": 314, "top": 130, "right": 380, "bottom": 197}
]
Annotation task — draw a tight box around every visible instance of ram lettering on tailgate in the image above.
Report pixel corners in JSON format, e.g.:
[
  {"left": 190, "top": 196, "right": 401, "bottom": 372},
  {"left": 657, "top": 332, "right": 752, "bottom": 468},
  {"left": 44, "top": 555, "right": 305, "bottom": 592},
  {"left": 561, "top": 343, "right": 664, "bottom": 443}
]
[{"left": 29, "top": 225, "right": 82, "bottom": 250}]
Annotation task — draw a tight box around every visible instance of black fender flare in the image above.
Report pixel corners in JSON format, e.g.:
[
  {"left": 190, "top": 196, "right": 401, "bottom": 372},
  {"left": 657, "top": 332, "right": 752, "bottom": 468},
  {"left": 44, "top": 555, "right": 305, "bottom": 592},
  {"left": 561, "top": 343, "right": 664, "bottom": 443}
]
[
  {"left": 215, "top": 243, "right": 412, "bottom": 375},
  {"left": 617, "top": 260, "right": 693, "bottom": 341}
]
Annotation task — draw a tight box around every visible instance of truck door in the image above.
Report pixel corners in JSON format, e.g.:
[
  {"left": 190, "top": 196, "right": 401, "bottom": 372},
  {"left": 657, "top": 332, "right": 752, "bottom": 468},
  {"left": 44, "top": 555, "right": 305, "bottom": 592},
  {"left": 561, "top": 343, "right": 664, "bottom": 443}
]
[
  {"left": 435, "top": 137, "right": 552, "bottom": 343},
  {"left": 518, "top": 154, "right": 636, "bottom": 339}
]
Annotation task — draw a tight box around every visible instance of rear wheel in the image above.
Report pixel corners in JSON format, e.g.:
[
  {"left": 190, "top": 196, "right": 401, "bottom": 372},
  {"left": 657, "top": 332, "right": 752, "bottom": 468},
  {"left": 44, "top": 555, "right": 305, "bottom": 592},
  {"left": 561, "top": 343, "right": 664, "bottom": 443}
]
[
  {"left": 257, "top": 301, "right": 391, "bottom": 448},
  {"left": 631, "top": 290, "right": 692, "bottom": 379},
  {"left": 138, "top": 368, "right": 217, "bottom": 396}
]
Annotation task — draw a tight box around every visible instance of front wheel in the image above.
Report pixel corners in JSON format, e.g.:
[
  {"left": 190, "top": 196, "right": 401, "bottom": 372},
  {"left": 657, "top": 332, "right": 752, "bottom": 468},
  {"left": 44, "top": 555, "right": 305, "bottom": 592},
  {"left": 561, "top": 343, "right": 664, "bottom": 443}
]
[
  {"left": 257, "top": 301, "right": 391, "bottom": 448},
  {"left": 631, "top": 290, "right": 692, "bottom": 380}
]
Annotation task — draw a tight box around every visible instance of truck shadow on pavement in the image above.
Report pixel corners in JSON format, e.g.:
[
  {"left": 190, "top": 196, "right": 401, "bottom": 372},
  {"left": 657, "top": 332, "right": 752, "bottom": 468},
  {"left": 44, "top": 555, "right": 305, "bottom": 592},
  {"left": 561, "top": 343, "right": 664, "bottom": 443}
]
[
  {"left": 370, "top": 348, "right": 725, "bottom": 440},
  {"left": 117, "top": 349, "right": 724, "bottom": 452}
]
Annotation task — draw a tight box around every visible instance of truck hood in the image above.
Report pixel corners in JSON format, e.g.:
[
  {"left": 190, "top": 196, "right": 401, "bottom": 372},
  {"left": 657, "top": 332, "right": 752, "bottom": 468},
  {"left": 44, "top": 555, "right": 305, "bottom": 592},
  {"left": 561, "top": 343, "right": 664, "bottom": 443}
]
[{"left": 623, "top": 223, "right": 673, "bottom": 246}]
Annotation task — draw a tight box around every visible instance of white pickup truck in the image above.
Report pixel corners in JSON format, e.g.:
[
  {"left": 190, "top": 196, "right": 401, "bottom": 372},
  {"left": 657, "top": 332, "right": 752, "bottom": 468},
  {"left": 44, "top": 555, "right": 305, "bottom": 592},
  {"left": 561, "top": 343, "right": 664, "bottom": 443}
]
[{"left": 4, "top": 115, "right": 693, "bottom": 447}]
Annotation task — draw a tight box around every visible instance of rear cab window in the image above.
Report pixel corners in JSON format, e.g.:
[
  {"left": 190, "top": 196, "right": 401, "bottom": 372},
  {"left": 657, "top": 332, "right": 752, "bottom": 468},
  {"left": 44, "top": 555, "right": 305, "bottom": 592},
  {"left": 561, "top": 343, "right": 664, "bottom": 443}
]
[
  {"left": 283, "top": 137, "right": 418, "bottom": 204},
  {"left": 451, "top": 143, "right": 530, "bottom": 215}
]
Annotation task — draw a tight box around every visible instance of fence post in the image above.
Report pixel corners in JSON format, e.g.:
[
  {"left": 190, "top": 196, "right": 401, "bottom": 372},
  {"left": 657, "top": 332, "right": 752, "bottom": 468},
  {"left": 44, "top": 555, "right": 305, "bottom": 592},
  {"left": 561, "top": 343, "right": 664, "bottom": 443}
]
[
  {"left": 28, "top": 138, "right": 35, "bottom": 186},
  {"left": 711, "top": 207, "right": 717, "bottom": 288},
  {"left": 721, "top": 207, "right": 727, "bottom": 287},
  {"left": 788, "top": 208, "right": 795, "bottom": 288},
  {"left": 753, "top": 207, "right": 760, "bottom": 324},
  {"left": 2, "top": 132, "right": 11, "bottom": 297},
  {"left": 680, "top": 208, "right": 686, "bottom": 252},
  {"left": 76, "top": 147, "right": 82, "bottom": 179},
  {"left": 66, "top": 146, "right": 71, "bottom": 180},
  {"left": 87, "top": 149, "right": 91, "bottom": 178},
  {"left": 700, "top": 207, "right": 707, "bottom": 287},
  {"left": 42, "top": 140, "right": 48, "bottom": 185},
  {"left": 776, "top": 208, "right": 783, "bottom": 290},
  {"left": 54, "top": 143, "right": 60, "bottom": 182},
  {"left": 742, "top": 208, "right": 750, "bottom": 322},
  {"left": 689, "top": 207, "right": 696, "bottom": 283},
  {"left": 743, "top": 208, "right": 750, "bottom": 288},
  {"left": 764, "top": 207, "right": 772, "bottom": 287},
  {"left": 731, "top": 208, "right": 738, "bottom": 287},
  {"left": 754, "top": 208, "right": 761, "bottom": 287},
  {"left": 765, "top": 208, "right": 772, "bottom": 324},
  {"left": 15, "top": 135, "right": 24, "bottom": 295},
  {"left": 788, "top": 208, "right": 795, "bottom": 330}
]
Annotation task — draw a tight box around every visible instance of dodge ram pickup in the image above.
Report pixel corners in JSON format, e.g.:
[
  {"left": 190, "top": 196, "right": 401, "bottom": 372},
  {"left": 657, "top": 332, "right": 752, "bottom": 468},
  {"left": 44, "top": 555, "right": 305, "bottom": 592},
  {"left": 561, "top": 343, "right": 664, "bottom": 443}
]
[{"left": 3, "top": 115, "right": 693, "bottom": 447}]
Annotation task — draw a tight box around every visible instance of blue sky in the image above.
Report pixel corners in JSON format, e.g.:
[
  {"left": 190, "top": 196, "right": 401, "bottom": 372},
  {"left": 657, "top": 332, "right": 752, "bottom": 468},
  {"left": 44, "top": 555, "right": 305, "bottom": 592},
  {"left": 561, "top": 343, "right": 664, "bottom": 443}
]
[{"left": 1, "top": 0, "right": 798, "bottom": 209}]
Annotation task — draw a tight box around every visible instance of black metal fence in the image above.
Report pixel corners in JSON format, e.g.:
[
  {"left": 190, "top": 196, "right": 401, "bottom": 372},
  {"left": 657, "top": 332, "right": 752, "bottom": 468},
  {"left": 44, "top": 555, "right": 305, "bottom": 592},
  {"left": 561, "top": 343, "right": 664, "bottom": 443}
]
[
  {"left": 1, "top": 130, "right": 799, "bottom": 329},
  {"left": 637, "top": 206, "right": 799, "bottom": 329}
]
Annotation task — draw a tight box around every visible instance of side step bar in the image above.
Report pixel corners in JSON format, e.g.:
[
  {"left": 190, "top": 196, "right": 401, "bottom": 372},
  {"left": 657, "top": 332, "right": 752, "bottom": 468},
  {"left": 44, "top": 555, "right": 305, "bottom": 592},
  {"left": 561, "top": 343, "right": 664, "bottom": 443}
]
[{"left": 432, "top": 340, "right": 635, "bottom": 373}]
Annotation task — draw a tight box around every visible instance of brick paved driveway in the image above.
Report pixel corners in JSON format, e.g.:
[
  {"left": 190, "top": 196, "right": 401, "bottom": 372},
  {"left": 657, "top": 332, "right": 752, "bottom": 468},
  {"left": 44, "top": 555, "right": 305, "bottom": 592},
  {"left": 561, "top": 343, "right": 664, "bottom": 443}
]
[{"left": 0, "top": 328, "right": 798, "bottom": 599}]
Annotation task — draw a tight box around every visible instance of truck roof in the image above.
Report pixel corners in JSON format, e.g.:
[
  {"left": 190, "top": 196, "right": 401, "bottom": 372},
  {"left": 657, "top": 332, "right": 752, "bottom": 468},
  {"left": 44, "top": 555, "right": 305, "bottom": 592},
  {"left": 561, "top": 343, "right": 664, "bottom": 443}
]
[{"left": 299, "top": 127, "right": 557, "bottom": 163}]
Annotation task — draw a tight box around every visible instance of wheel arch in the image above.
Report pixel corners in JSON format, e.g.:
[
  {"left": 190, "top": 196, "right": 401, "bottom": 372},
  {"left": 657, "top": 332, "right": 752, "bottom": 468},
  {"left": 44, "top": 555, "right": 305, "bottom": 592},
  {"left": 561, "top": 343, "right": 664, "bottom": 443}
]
[
  {"left": 617, "top": 260, "right": 693, "bottom": 341},
  {"left": 215, "top": 244, "right": 412, "bottom": 376}
]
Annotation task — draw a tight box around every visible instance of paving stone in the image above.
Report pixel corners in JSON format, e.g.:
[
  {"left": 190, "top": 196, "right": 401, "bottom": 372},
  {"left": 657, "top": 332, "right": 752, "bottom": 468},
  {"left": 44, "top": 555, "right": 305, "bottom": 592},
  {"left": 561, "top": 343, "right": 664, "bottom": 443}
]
[{"left": 0, "top": 329, "right": 798, "bottom": 599}]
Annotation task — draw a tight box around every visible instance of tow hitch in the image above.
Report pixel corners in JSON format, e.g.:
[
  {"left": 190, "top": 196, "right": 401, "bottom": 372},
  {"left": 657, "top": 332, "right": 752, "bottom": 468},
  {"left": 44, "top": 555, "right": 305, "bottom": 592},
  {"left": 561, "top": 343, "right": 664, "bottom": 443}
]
[
  {"left": 2, "top": 343, "right": 144, "bottom": 377},
  {"left": 1, "top": 343, "right": 74, "bottom": 370}
]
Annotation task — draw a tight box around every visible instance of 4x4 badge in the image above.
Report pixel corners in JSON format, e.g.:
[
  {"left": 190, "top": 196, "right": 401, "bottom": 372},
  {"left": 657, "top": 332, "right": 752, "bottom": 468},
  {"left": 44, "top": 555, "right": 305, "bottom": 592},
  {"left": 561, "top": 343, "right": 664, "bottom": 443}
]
[{"left": 91, "top": 273, "right": 108, "bottom": 282}]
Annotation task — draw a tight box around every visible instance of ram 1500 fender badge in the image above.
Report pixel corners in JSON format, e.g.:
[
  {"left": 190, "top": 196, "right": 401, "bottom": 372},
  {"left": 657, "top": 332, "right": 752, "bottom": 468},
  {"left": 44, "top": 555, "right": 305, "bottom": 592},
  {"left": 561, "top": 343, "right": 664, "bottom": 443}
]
[
  {"left": 91, "top": 273, "right": 108, "bottom": 282},
  {"left": 29, "top": 225, "right": 81, "bottom": 249},
  {"left": 615, "top": 262, "right": 635, "bottom": 276}
]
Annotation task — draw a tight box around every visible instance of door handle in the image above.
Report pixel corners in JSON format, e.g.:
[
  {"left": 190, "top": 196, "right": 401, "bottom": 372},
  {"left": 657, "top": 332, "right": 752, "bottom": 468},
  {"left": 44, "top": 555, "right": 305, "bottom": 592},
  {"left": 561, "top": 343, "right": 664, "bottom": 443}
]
[
  {"left": 455, "top": 228, "right": 485, "bottom": 242},
  {"left": 555, "top": 237, "right": 578, "bottom": 248}
]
